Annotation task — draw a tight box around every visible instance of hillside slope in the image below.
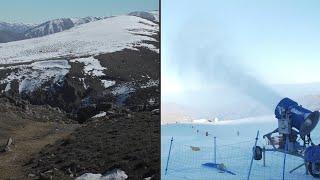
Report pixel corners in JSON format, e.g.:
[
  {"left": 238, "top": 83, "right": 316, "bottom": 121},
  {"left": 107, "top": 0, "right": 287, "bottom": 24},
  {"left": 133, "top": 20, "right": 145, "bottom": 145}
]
[{"left": 0, "top": 12, "right": 160, "bottom": 179}]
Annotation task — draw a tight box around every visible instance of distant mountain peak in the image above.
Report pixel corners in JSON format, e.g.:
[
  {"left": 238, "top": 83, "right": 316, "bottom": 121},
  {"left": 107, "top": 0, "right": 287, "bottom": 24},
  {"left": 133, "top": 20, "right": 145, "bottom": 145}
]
[
  {"left": 0, "top": 11, "right": 158, "bottom": 43},
  {"left": 0, "top": 22, "right": 34, "bottom": 34},
  {"left": 128, "top": 11, "right": 159, "bottom": 22},
  {"left": 70, "top": 16, "right": 102, "bottom": 26},
  {"left": 24, "top": 18, "right": 74, "bottom": 38},
  {"left": 24, "top": 17, "right": 101, "bottom": 38}
]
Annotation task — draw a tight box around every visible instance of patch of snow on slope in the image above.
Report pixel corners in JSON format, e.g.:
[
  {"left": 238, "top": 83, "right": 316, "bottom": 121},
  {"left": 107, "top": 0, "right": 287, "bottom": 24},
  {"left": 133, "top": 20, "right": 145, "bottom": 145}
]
[
  {"left": 0, "top": 60, "right": 70, "bottom": 93},
  {"left": 79, "top": 78, "right": 88, "bottom": 89},
  {"left": 70, "top": 57, "right": 105, "bottom": 76},
  {"left": 0, "top": 15, "right": 158, "bottom": 64},
  {"left": 101, "top": 80, "right": 116, "bottom": 88},
  {"left": 4, "top": 83, "right": 11, "bottom": 92},
  {"left": 71, "top": 57, "right": 116, "bottom": 88},
  {"left": 76, "top": 173, "right": 101, "bottom": 180},
  {"left": 91, "top": 111, "right": 106, "bottom": 118},
  {"left": 32, "top": 59, "right": 71, "bottom": 69},
  {"left": 76, "top": 169, "right": 128, "bottom": 180},
  {"left": 111, "top": 83, "right": 136, "bottom": 95},
  {"left": 141, "top": 79, "right": 159, "bottom": 88}
]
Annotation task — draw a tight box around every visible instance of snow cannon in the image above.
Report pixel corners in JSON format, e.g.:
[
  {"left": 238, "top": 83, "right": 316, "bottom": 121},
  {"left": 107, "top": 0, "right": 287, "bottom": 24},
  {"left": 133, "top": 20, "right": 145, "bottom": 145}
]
[
  {"left": 275, "top": 97, "right": 319, "bottom": 137},
  {"left": 253, "top": 97, "right": 320, "bottom": 178}
]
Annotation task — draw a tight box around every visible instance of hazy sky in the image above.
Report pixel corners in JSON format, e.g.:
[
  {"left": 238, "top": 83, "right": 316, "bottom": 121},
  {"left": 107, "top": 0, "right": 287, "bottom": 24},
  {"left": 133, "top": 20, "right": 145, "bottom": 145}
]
[
  {"left": 0, "top": 0, "right": 158, "bottom": 23},
  {"left": 162, "top": 0, "right": 320, "bottom": 114}
]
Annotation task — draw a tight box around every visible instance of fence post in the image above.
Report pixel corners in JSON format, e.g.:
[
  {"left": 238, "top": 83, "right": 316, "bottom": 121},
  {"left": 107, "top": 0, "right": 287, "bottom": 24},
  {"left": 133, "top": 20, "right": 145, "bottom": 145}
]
[
  {"left": 214, "top": 136, "right": 217, "bottom": 164},
  {"left": 263, "top": 146, "right": 266, "bottom": 167},
  {"left": 247, "top": 130, "right": 260, "bottom": 180},
  {"left": 165, "top": 137, "right": 174, "bottom": 175},
  {"left": 282, "top": 135, "right": 289, "bottom": 180}
]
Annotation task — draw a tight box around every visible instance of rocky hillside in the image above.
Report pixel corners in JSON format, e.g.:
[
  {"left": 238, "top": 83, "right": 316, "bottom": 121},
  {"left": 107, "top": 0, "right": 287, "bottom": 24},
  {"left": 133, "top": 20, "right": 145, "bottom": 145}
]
[
  {"left": 0, "top": 11, "right": 159, "bottom": 180},
  {"left": 0, "top": 13, "right": 159, "bottom": 122},
  {"left": 25, "top": 111, "right": 160, "bottom": 179}
]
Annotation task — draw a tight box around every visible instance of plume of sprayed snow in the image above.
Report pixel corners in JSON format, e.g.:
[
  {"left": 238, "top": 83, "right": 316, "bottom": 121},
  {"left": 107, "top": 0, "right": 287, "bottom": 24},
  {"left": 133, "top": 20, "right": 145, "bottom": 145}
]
[
  {"left": 195, "top": 47, "right": 282, "bottom": 109},
  {"left": 166, "top": 13, "right": 282, "bottom": 111}
]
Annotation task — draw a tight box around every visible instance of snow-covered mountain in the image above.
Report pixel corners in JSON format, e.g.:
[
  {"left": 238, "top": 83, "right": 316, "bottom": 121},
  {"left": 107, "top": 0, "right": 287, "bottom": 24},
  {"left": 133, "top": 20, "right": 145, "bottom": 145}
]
[
  {"left": 70, "top": 16, "right": 102, "bottom": 26},
  {"left": 0, "top": 11, "right": 158, "bottom": 43},
  {"left": 0, "top": 22, "right": 34, "bottom": 34},
  {"left": 24, "top": 18, "right": 74, "bottom": 38},
  {"left": 0, "top": 17, "right": 102, "bottom": 41},
  {"left": 24, "top": 17, "right": 102, "bottom": 38},
  {"left": 0, "top": 22, "right": 34, "bottom": 42},
  {"left": 0, "top": 13, "right": 159, "bottom": 121},
  {"left": 0, "top": 15, "right": 158, "bottom": 64},
  {"left": 128, "top": 11, "right": 159, "bottom": 22},
  {"left": 0, "top": 30, "right": 26, "bottom": 43}
]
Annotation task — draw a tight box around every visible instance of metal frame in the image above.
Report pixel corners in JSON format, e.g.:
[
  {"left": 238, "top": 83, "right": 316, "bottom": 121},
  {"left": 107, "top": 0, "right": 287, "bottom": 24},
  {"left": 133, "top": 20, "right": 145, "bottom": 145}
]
[{"left": 262, "top": 128, "right": 308, "bottom": 175}]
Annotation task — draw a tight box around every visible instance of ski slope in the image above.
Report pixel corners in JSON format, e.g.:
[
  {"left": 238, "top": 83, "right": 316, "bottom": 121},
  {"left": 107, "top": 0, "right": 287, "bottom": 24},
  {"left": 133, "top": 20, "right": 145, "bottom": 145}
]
[
  {"left": 161, "top": 116, "right": 320, "bottom": 180},
  {"left": 0, "top": 15, "right": 158, "bottom": 64}
]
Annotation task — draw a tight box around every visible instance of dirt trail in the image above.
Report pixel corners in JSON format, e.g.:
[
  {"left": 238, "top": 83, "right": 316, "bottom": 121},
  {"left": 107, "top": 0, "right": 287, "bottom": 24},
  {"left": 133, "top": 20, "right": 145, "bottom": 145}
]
[{"left": 0, "top": 120, "right": 78, "bottom": 179}]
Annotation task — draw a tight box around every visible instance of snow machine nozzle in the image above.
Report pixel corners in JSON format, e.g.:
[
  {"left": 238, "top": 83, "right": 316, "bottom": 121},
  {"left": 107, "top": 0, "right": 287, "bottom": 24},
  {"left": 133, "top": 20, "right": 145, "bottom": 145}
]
[{"left": 275, "top": 97, "right": 319, "bottom": 137}]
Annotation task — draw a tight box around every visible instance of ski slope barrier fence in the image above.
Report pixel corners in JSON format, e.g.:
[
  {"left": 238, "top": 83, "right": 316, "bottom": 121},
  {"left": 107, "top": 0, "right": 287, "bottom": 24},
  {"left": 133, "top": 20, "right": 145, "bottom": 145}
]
[{"left": 163, "top": 130, "right": 311, "bottom": 180}]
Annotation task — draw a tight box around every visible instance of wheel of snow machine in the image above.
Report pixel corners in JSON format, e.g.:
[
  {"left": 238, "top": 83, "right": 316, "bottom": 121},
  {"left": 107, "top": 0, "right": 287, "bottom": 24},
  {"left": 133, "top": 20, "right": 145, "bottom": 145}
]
[
  {"left": 308, "top": 162, "right": 320, "bottom": 178},
  {"left": 253, "top": 146, "right": 262, "bottom": 160}
]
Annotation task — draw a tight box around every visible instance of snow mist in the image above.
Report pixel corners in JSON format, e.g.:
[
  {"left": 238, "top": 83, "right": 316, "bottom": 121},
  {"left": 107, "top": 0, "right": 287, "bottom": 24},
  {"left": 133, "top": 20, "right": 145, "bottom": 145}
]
[
  {"left": 195, "top": 46, "right": 282, "bottom": 109},
  {"left": 169, "top": 20, "right": 282, "bottom": 110}
]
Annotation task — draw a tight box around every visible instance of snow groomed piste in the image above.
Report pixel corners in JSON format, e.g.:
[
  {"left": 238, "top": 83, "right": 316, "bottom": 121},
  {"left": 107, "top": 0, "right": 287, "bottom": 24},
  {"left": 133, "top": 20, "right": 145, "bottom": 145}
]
[{"left": 161, "top": 97, "right": 320, "bottom": 180}]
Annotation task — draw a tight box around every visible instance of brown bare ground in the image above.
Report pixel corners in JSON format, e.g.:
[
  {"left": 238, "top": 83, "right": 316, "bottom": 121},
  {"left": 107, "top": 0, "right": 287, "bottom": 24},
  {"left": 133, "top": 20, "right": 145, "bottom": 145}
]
[{"left": 0, "top": 120, "right": 78, "bottom": 179}]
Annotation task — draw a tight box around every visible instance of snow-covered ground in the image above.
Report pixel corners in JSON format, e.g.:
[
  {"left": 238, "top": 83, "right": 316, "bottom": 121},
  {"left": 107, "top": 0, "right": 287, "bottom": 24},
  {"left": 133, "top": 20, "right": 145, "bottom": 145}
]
[
  {"left": 0, "top": 57, "right": 118, "bottom": 93},
  {"left": 70, "top": 57, "right": 106, "bottom": 77},
  {"left": 0, "top": 13, "right": 159, "bottom": 93},
  {"left": 111, "top": 83, "right": 136, "bottom": 96},
  {"left": 0, "top": 15, "right": 158, "bottom": 64},
  {"left": 91, "top": 111, "right": 107, "bottom": 118},
  {"left": 161, "top": 115, "right": 320, "bottom": 179},
  {"left": 76, "top": 169, "right": 128, "bottom": 180},
  {"left": 0, "top": 59, "right": 70, "bottom": 93},
  {"left": 140, "top": 79, "right": 159, "bottom": 88}
]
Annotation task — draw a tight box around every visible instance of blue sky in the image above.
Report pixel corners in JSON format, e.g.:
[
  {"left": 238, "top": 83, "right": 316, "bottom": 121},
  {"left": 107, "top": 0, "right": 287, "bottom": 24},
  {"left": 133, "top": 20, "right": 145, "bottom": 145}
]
[
  {"left": 0, "top": 0, "right": 158, "bottom": 23},
  {"left": 162, "top": 0, "right": 320, "bottom": 113}
]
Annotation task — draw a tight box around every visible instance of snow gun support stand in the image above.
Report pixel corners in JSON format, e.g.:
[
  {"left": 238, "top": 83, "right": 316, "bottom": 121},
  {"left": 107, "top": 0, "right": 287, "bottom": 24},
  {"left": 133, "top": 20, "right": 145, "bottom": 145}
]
[{"left": 252, "top": 98, "right": 320, "bottom": 179}]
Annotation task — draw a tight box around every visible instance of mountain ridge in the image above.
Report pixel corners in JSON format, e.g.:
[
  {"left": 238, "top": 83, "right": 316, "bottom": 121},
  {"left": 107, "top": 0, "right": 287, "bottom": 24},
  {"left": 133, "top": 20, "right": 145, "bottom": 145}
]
[
  {"left": 24, "top": 17, "right": 102, "bottom": 38},
  {"left": 0, "top": 11, "right": 159, "bottom": 43}
]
